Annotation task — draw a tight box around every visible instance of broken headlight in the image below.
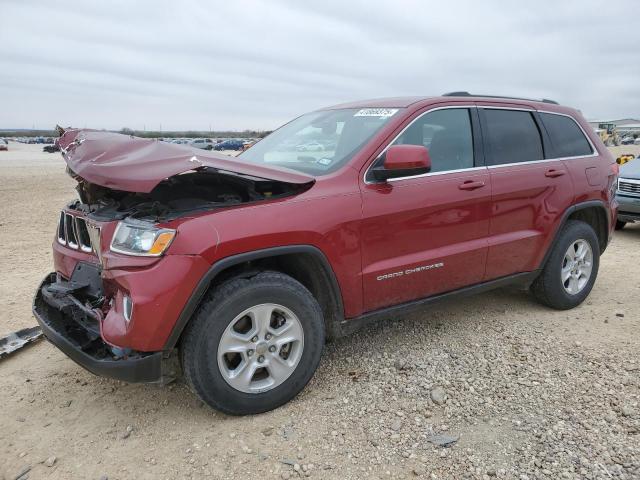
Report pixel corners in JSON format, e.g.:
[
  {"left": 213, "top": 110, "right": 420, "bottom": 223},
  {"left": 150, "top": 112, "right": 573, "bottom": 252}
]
[{"left": 110, "top": 220, "right": 175, "bottom": 257}]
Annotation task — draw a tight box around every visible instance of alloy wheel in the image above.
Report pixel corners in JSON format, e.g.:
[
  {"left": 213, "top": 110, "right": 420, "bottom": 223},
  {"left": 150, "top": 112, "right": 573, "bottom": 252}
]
[
  {"left": 561, "top": 239, "right": 593, "bottom": 295},
  {"left": 217, "top": 303, "right": 304, "bottom": 393}
]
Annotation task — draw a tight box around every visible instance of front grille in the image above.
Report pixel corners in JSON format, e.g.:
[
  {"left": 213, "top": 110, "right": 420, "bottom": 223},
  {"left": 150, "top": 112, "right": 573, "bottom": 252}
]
[
  {"left": 57, "top": 211, "right": 98, "bottom": 254},
  {"left": 619, "top": 178, "right": 640, "bottom": 197},
  {"left": 86, "top": 222, "right": 102, "bottom": 262}
]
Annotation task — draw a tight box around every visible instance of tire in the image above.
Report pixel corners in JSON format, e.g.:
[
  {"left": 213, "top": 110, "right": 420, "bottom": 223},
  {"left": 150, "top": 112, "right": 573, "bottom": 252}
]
[
  {"left": 615, "top": 220, "right": 626, "bottom": 230},
  {"left": 531, "top": 220, "right": 600, "bottom": 310},
  {"left": 180, "top": 271, "right": 325, "bottom": 415}
]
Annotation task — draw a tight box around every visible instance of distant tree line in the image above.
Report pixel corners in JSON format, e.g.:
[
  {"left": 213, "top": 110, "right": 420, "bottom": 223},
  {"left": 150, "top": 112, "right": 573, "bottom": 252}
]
[{"left": 0, "top": 128, "right": 272, "bottom": 139}]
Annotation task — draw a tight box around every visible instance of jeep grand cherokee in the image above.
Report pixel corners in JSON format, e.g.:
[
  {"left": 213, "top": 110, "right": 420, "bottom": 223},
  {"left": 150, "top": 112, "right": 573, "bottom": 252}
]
[{"left": 33, "top": 93, "right": 618, "bottom": 415}]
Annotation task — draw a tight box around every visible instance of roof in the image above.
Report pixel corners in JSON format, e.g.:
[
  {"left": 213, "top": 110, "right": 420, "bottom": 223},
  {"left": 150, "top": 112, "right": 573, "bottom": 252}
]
[
  {"left": 324, "top": 93, "right": 568, "bottom": 111},
  {"left": 324, "top": 97, "right": 433, "bottom": 109}
]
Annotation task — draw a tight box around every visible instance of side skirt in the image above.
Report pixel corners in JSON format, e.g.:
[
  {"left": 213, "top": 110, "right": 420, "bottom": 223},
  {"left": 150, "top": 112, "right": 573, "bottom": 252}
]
[{"left": 336, "top": 271, "right": 539, "bottom": 337}]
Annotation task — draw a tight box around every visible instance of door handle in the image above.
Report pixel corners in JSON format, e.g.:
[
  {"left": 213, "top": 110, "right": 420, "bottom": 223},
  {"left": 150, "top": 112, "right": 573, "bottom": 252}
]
[
  {"left": 458, "top": 180, "right": 485, "bottom": 190},
  {"left": 545, "top": 168, "right": 566, "bottom": 178}
]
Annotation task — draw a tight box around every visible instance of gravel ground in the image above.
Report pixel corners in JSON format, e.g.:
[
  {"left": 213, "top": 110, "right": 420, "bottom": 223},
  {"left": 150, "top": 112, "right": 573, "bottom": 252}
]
[{"left": 1, "top": 143, "right": 639, "bottom": 480}]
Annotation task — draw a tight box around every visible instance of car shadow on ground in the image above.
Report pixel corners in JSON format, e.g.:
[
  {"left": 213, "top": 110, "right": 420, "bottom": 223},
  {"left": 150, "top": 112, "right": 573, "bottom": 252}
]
[{"left": 27, "top": 283, "right": 538, "bottom": 422}]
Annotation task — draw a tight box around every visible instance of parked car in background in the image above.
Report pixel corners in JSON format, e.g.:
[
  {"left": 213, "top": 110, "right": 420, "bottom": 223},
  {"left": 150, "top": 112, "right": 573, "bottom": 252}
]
[
  {"left": 191, "top": 138, "right": 215, "bottom": 150},
  {"left": 43, "top": 144, "right": 61, "bottom": 153},
  {"left": 0, "top": 139, "right": 8, "bottom": 151},
  {"left": 615, "top": 157, "right": 640, "bottom": 229},
  {"left": 34, "top": 93, "right": 617, "bottom": 415},
  {"left": 621, "top": 136, "right": 635, "bottom": 145},
  {"left": 213, "top": 139, "right": 244, "bottom": 151},
  {"left": 296, "top": 140, "right": 325, "bottom": 152},
  {"left": 242, "top": 140, "right": 256, "bottom": 151}
]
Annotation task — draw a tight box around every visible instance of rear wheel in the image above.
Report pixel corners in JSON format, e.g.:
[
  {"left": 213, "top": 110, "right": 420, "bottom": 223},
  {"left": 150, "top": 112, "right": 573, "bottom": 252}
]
[
  {"left": 532, "top": 220, "right": 600, "bottom": 310},
  {"left": 181, "top": 272, "right": 325, "bottom": 415},
  {"left": 615, "top": 220, "right": 626, "bottom": 230}
]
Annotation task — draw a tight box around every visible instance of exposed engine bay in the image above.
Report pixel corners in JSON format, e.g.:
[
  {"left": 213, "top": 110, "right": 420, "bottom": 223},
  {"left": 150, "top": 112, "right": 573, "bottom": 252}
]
[{"left": 68, "top": 167, "right": 309, "bottom": 222}]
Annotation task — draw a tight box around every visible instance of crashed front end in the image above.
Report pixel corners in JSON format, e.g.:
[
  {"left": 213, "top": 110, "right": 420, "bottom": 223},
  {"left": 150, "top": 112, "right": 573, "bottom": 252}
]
[
  {"left": 33, "top": 211, "right": 210, "bottom": 383},
  {"left": 33, "top": 128, "right": 313, "bottom": 383}
]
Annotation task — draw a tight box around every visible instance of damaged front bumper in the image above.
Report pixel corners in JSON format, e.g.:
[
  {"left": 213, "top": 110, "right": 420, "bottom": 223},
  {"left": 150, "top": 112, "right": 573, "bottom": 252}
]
[{"left": 33, "top": 271, "right": 167, "bottom": 383}]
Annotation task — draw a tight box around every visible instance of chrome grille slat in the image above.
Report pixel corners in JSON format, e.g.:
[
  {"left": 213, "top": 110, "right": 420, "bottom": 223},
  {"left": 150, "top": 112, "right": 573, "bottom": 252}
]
[
  {"left": 64, "top": 213, "right": 78, "bottom": 248},
  {"left": 57, "top": 211, "right": 66, "bottom": 245},
  {"left": 86, "top": 222, "right": 102, "bottom": 260},
  {"left": 619, "top": 180, "right": 640, "bottom": 196},
  {"left": 57, "top": 210, "right": 99, "bottom": 256},
  {"left": 75, "top": 217, "right": 93, "bottom": 252}
]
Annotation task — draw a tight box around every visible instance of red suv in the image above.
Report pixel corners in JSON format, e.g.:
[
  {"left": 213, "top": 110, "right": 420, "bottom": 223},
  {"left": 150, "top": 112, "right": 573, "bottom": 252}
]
[{"left": 34, "top": 93, "right": 618, "bottom": 414}]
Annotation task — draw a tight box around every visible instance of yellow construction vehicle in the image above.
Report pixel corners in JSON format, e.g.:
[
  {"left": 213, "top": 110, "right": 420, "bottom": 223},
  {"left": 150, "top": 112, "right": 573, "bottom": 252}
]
[
  {"left": 617, "top": 154, "right": 635, "bottom": 165},
  {"left": 597, "top": 123, "right": 620, "bottom": 146}
]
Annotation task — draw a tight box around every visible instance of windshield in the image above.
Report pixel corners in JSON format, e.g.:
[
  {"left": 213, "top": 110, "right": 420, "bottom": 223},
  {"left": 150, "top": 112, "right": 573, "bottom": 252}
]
[{"left": 239, "top": 108, "right": 401, "bottom": 175}]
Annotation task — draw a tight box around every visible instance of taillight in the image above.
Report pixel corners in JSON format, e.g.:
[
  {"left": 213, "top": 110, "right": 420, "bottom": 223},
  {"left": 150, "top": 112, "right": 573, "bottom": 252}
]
[
  {"left": 610, "top": 163, "right": 619, "bottom": 176},
  {"left": 609, "top": 163, "right": 619, "bottom": 197}
]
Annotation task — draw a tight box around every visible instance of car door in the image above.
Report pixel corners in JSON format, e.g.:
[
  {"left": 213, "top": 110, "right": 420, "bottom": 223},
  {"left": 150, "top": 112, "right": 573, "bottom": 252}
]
[
  {"left": 478, "top": 106, "right": 575, "bottom": 280},
  {"left": 360, "top": 106, "right": 492, "bottom": 312}
]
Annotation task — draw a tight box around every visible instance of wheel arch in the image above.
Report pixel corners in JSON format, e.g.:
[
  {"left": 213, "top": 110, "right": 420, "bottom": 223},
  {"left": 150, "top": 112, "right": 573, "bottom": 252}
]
[
  {"left": 540, "top": 200, "right": 611, "bottom": 269},
  {"left": 163, "top": 245, "right": 345, "bottom": 350}
]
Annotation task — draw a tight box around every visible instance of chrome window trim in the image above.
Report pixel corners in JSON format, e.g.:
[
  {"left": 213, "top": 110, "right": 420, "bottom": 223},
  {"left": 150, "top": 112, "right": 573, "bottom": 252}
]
[
  {"left": 386, "top": 166, "right": 487, "bottom": 182},
  {"left": 487, "top": 158, "right": 557, "bottom": 169},
  {"left": 481, "top": 108, "right": 598, "bottom": 166},
  {"left": 363, "top": 105, "right": 600, "bottom": 185},
  {"left": 536, "top": 109, "right": 598, "bottom": 158},
  {"left": 363, "top": 105, "right": 478, "bottom": 185}
]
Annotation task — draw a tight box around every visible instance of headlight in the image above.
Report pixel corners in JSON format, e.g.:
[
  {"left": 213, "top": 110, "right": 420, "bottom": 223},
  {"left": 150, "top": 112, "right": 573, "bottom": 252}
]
[{"left": 110, "top": 221, "right": 176, "bottom": 257}]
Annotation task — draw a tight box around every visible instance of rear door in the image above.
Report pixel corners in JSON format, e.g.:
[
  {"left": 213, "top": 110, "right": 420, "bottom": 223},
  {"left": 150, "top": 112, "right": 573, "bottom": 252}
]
[
  {"left": 360, "top": 106, "right": 492, "bottom": 312},
  {"left": 479, "top": 106, "right": 574, "bottom": 280}
]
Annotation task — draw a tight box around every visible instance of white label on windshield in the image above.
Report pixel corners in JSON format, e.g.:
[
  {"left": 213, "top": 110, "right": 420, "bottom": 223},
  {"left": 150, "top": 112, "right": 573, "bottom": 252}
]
[{"left": 354, "top": 108, "right": 398, "bottom": 118}]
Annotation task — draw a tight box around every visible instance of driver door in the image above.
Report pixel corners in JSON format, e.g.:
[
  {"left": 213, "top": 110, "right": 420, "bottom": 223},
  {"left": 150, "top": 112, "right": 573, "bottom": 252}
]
[{"left": 359, "top": 106, "right": 492, "bottom": 312}]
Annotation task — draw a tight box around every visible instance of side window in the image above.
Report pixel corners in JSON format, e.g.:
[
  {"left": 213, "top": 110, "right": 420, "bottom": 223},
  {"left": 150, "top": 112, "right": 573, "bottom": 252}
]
[
  {"left": 483, "top": 109, "right": 543, "bottom": 165},
  {"left": 392, "top": 108, "right": 474, "bottom": 172},
  {"left": 539, "top": 113, "right": 593, "bottom": 157}
]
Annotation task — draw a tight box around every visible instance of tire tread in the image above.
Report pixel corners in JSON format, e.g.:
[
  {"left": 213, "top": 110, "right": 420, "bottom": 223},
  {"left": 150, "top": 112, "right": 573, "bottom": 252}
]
[{"left": 180, "top": 271, "right": 324, "bottom": 415}]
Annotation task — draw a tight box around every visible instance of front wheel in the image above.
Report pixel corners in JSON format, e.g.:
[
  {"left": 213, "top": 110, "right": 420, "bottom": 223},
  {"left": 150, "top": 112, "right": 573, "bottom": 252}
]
[
  {"left": 180, "top": 272, "right": 325, "bottom": 415},
  {"left": 531, "top": 220, "right": 600, "bottom": 310}
]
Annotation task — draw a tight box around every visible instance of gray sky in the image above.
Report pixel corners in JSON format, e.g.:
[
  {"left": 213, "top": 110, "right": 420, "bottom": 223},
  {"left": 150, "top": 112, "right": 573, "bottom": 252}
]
[{"left": 2, "top": 0, "right": 638, "bottom": 131}]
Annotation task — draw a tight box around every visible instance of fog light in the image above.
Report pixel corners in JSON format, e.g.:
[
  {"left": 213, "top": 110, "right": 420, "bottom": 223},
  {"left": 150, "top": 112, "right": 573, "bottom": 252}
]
[{"left": 123, "top": 295, "right": 133, "bottom": 324}]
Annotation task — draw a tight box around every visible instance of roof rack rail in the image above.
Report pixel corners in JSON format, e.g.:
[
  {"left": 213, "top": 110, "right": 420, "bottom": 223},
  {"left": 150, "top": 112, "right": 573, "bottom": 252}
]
[{"left": 442, "top": 91, "right": 559, "bottom": 105}]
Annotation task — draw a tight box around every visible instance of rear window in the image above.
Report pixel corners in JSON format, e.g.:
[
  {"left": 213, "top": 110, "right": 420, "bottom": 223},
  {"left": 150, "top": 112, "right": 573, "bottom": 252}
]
[
  {"left": 483, "top": 109, "right": 544, "bottom": 165},
  {"left": 539, "top": 113, "right": 593, "bottom": 158}
]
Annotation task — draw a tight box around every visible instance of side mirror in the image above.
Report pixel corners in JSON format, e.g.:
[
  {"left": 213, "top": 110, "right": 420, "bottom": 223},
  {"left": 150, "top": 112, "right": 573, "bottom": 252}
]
[{"left": 372, "top": 144, "right": 431, "bottom": 181}]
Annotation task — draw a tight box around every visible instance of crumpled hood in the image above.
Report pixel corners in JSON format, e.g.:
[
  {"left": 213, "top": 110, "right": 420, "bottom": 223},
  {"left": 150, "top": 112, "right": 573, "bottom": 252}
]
[{"left": 57, "top": 129, "right": 315, "bottom": 193}]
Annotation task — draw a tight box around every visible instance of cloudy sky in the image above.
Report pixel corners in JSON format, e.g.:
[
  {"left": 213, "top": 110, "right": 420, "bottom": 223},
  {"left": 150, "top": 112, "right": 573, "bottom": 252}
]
[{"left": 1, "top": 0, "right": 638, "bottom": 131}]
